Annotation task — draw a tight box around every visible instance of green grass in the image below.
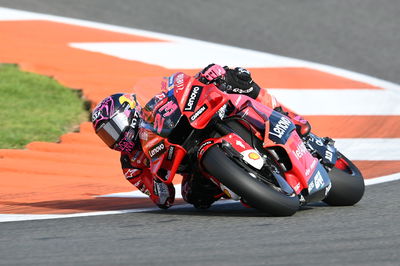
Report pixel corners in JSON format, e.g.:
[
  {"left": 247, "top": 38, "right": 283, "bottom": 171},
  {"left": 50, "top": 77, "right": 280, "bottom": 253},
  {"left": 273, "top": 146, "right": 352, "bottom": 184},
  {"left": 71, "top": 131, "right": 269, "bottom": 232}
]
[{"left": 0, "top": 64, "right": 89, "bottom": 149}]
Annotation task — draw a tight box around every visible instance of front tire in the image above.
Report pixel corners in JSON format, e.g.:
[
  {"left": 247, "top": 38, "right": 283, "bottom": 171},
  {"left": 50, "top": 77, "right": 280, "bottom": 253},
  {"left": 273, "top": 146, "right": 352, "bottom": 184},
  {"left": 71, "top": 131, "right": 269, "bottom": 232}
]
[
  {"left": 323, "top": 152, "right": 365, "bottom": 206},
  {"left": 202, "top": 145, "right": 299, "bottom": 216}
]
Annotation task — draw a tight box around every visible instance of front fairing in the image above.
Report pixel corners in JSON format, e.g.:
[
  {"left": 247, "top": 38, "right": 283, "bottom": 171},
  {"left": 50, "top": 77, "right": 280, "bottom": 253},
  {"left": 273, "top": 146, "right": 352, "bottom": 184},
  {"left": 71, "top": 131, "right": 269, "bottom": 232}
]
[
  {"left": 173, "top": 76, "right": 228, "bottom": 129},
  {"left": 138, "top": 72, "right": 229, "bottom": 184},
  {"left": 139, "top": 87, "right": 187, "bottom": 184},
  {"left": 229, "top": 94, "right": 331, "bottom": 199}
]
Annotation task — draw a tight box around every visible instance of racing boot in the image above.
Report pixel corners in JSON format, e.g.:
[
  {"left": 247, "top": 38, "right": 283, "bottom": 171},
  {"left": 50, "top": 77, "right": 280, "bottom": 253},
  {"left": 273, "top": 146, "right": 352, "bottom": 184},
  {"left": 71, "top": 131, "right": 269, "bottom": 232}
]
[
  {"left": 181, "top": 173, "right": 223, "bottom": 209},
  {"left": 129, "top": 170, "right": 175, "bottom": 209},
  {"left": 153, "top": 179, "right": 175, "bottom": 209}
]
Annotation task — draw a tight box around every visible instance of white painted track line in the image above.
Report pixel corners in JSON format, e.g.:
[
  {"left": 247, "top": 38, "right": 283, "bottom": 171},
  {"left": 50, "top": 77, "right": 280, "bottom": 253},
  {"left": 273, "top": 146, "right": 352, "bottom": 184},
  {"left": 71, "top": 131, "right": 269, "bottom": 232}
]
[{"left": 269, "top": 89, "right": 400, "bottom": 115}]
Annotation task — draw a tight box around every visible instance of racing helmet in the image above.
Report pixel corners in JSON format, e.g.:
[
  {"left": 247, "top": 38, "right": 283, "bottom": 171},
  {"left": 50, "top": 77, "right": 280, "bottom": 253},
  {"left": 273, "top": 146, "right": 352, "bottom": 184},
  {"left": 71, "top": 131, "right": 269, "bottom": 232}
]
[{"left": 92, "top": 93, "right": 140, "bottom": 153}]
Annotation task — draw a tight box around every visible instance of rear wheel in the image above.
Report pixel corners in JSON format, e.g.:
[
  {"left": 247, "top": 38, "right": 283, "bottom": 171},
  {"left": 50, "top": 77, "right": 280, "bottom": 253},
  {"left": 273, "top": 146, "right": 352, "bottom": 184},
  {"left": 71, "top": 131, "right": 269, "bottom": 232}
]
[
  {"left": 202, "top": 145, "right": 299, "bottom": 216},
  {"left": 323, "top": 152, "right": 365, "bottom": 206}
]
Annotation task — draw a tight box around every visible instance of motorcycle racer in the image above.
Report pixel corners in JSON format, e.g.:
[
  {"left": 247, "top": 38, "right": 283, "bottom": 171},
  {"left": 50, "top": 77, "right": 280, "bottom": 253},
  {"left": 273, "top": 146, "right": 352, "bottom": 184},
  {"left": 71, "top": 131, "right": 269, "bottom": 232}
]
[
  {"left": 91, "top": 93, "right": 176, "bottom": 209},
  {"left": 91, "top": 64, "right": 311, "bottom": 209}
]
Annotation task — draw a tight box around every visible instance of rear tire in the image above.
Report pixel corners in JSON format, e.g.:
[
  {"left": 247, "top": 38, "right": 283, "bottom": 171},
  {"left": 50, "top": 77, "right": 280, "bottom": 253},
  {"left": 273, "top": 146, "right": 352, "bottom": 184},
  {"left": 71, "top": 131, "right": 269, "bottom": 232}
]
[
  {"left": 323, "top": 152, "right": 365, "bottom": 206},
  {"left": 202, "top": 145, "right": 299, "bottom": 216}
]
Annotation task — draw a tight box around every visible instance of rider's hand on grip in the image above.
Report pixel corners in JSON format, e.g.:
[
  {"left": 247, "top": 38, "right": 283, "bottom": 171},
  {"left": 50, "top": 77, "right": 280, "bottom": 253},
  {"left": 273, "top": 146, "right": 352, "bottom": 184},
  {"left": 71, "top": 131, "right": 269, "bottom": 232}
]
[
  {"left": 199, "top": 64, "right": 226, "bottom": 83},
  {"left": 224, "top": 67, "right": 261, "bottom": 99},
  {"left": 224, "top": 67, "right": 253, "bottom": 88}
]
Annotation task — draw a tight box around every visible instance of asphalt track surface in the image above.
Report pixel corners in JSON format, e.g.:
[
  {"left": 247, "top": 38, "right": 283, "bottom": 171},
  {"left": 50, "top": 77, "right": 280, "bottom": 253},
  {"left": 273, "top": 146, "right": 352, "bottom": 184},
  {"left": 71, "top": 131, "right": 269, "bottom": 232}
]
[{"left": 1, "top": 1, "right": 400, "bottom": 265}]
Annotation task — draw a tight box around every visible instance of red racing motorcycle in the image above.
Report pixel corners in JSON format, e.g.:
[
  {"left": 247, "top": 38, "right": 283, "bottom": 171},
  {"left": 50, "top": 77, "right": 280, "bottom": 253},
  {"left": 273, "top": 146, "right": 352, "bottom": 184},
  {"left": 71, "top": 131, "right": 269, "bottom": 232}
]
[{"left": 139, "top": 73, "right": 365, "bottom": 216}]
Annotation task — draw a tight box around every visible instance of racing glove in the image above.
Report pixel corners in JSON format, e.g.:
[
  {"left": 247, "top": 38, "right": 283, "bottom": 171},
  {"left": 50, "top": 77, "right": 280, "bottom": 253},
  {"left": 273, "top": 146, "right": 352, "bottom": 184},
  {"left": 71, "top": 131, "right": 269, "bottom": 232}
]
[
  {"left": 224, "top": 67, "right": 261, "bottom": 99},
  {"left": 198, "top": 63, "right": 226, "bottom": 83},
  {"left": 153, "top": 179, "right": 175, "bottom": 209}
]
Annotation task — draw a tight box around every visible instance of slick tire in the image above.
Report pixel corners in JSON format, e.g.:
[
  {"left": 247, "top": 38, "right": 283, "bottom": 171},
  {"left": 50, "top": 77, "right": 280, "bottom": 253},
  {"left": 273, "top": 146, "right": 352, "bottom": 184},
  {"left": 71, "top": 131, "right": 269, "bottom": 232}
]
[
  {"left": 202, "top": 145, "right": 299, "bottom": 216},
  {"left": 323, "top": 153, "right": 365, "bottom": 206}
]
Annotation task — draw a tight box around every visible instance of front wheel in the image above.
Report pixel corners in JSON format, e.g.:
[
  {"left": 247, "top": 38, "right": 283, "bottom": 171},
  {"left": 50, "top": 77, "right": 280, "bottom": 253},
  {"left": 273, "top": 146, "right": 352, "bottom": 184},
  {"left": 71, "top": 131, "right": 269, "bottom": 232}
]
[
  {"left": 323, "top": 152, "right": 365, "bottom": 206},
  {"left": 201, "top": 145, "right": 300, "bottom": 216}
]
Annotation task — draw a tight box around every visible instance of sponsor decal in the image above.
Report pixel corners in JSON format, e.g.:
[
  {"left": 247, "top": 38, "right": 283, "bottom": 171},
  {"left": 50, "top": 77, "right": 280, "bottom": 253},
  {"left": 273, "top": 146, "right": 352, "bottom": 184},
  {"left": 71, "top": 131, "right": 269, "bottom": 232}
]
[
  {"left": 223, "top": 189, "right": 232, "bottom": 198},
  {"left": 270, "top": 116, "right": 292, "bottom": 139},
  {"left": 309, "top": 171, "right": 325, "bottom": 193},
  {"left": 268, "top": 113, "right": 295, "bottom": 144},
  {"left": 217, "top": 104, "right": 227, "bottom": 119},
  {"left": 314, "top": 171, "right": 325, "bottom": 189},
  {"left": 190, "top": 104, "right": 208, "bottom": 121},
  {"left": 325, "top": 183, "right": 332, "bottom": 196},
  {"left": 236, "top": 67, "right": 251, "bottom": 76},
  {"left": 220, "top": 184, "right": 240, "bottom": 200},
  {"left": 231, "top": 87, "right": 254, "bottom": 94},
  {"left": 167, "top": 146, "right": 175, "bottom": 161},
  {"left": 174, "top": 73, "right": 185, "bottom": 91},
  {"left": 325, "top": 150, "right": 333, "bottom": 161},
  {"left": 248, "top": 152, "right": 260, "bottom": 160},
  {"left": 149, "top": 141, "right": 166, "bottom": 158},
  {"left": 197, "top": 140, "right": 214, "bottom": 157},
  {"left": 308, "top": 180, "right": 315, "bottom": 192},
  {"left": 92, "top": 109, "right": 102, "bottom": 121},
  {"left": 130, "top": 117, "right": 138, "bottom": 131},
  {"left": 184, "top": 85, "right": 203, "bottom": 111},
  {"left": 305, "top": 168, "right": 311, "bottom": 176},
  {"left": 293, "top": 142, "right": 308, "bottom": 160},
  {"left": 309, "top": 135, "right": 324, "bottom": 146},
  {"left": 304, "top": 159, "right": 317, "bottom": 176},
  {"left": 242, "top": 150, "right": 264, "bottom": 169},
  {"left": 119, "top": 94, "right": 136, "bottom": 109},
  {"left": 168, "top": 74, "right": 175, "bottom": 87}
]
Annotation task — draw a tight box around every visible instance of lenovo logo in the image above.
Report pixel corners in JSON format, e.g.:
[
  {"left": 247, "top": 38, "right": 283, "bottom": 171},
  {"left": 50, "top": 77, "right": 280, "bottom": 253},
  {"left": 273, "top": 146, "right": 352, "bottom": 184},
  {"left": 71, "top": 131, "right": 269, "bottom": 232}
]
[
  {"left": 149, "top": 141, "right": 166, "bottom": 158},
  {"left": 184, "top": 86, "right": 203, "bottom": 112}
]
